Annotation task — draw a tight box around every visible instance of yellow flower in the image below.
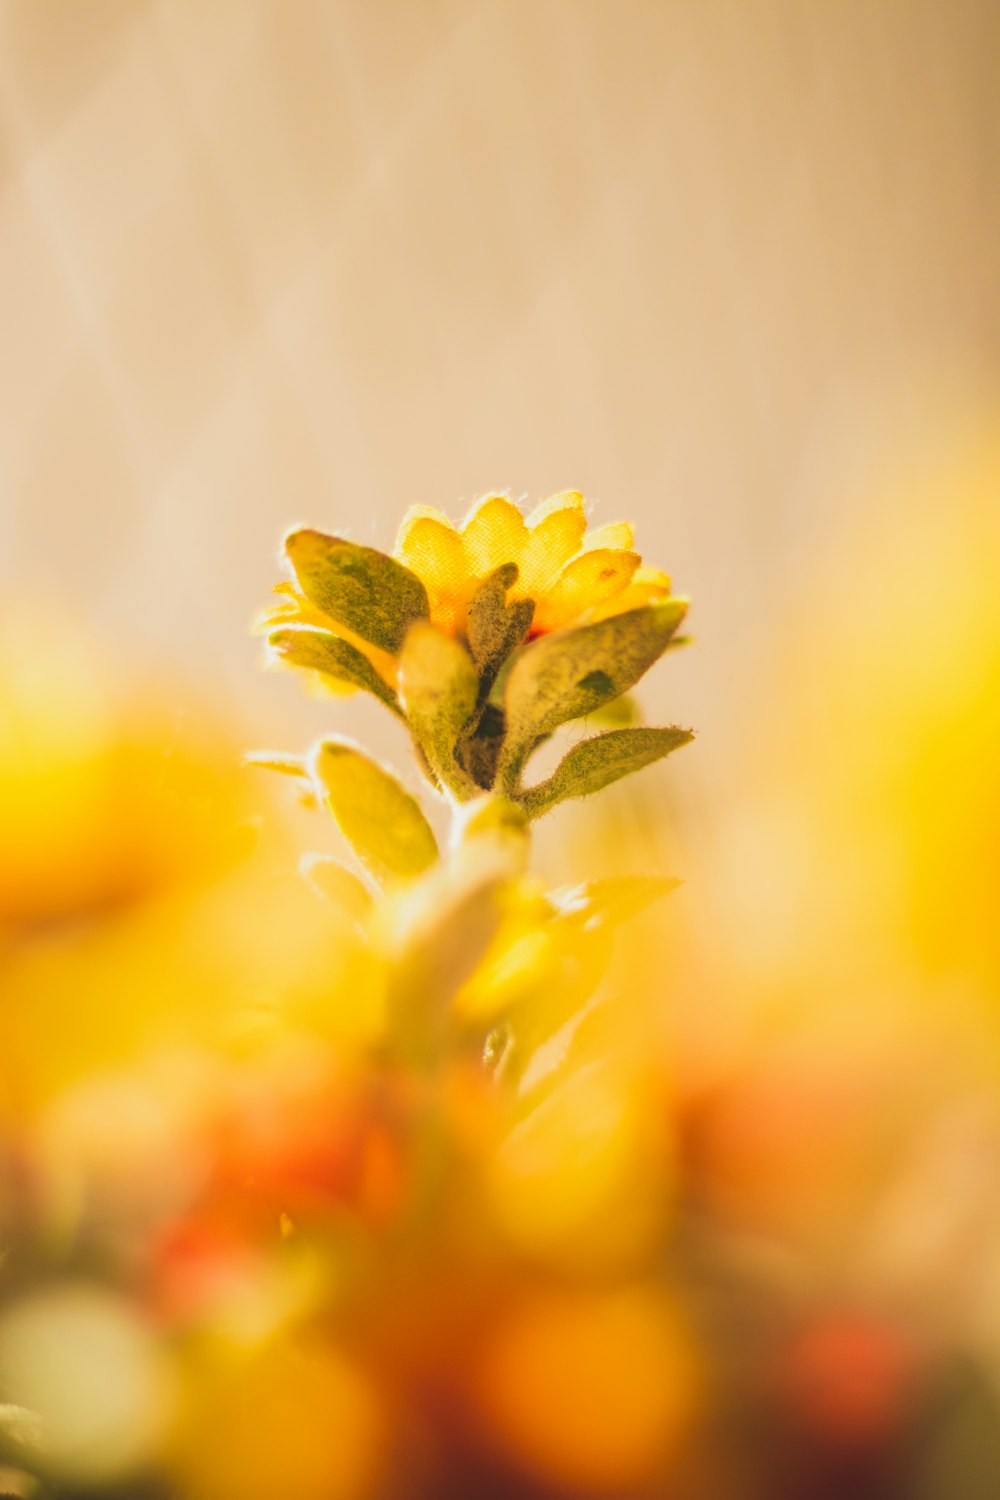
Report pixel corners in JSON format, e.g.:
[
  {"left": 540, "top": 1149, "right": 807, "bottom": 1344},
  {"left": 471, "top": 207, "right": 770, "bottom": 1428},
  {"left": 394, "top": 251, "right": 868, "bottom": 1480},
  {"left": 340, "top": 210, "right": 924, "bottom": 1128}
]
[
  {"left": 394, "top": 491, "right": 672, "bottom": 637},
  {"left": 258, "top": 493, "right": 674, "bottom": 695}
]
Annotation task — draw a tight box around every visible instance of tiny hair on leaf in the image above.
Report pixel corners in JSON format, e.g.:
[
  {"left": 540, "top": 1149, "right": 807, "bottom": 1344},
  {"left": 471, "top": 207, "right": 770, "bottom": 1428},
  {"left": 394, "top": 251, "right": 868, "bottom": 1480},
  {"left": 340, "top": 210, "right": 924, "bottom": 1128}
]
[
  {"left": 520, "top": 725, "right": 693, "bottom": 818},
  {"left": 310, "top": 737, "right": 438, "bottom": 887},
  {"left": 497, "top": 599, "right": 688, "bottom": 792},
  {"left": 284, "top": 529, "right": 428, "bottom": 654},
  {"left": 268, "top": 625, "right": 401, "bottom": 714}
]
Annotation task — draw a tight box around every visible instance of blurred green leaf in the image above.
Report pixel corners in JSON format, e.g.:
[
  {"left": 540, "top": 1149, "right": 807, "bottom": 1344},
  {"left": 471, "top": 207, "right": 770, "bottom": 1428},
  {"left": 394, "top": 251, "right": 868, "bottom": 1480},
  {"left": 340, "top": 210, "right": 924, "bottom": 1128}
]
[
  {"left": 310, "top": 738, "right": 438, "bottom": 886},
  {"left": 497, "top": 601, "right": 688, "bottom": 791},
  {"left": 243, "top": 749, "right": 310, "bottom": 779},
  {"left": 458, "top": 793, "right": 529, "bottom": 843},
  {"left": 284, "top": 529, "right": 428, "bottom": 653},
  {"left": 0, "top": 1403, "right": 44, "bottom": 1470},
  {"left": 267, "top": 625, "right": 401, "bottom": 714},
  {"left": 243, "top": 748, "right": 318, "bottom": 807},
  {"left": 521, "top": 725, "right": 693, "bottom": 817},
  {"left": 299, "top": 853, "right": 374, "bottom": 928},
  {"left": 398, "top": 621, "right": 480, "bottom": 798},
  {"left": 580, "top": 692, "right": 642, "bottom": 729}
]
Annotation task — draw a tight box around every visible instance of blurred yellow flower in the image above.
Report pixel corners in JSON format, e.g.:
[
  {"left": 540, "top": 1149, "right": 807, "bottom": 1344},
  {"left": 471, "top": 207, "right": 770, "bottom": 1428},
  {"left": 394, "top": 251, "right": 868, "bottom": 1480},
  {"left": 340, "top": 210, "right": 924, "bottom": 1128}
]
[{"left": 0, "top": 607, "right": 241, "bottom": 941}]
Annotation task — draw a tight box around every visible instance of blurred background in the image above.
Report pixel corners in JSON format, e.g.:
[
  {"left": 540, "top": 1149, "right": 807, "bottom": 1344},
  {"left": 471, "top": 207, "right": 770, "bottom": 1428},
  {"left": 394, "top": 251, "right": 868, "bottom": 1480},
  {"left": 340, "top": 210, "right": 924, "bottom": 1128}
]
[
  {"left": 2, "top": 4, "right": 1000, "bottom": 1498},
  {"left": 1, "top": 0, "right": 997, "bottom": 758}
]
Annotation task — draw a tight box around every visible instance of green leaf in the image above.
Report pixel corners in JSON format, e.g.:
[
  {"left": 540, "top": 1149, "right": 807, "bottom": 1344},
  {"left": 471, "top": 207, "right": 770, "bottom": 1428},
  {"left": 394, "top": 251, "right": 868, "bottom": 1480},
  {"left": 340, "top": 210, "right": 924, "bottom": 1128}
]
[
  {"left": 310, "top": 738, "right": 438, "bottom": 887},
  {"left": 398, "top": 621, "right": 480, "bottom": 798},
  {"left": 497, "top": 600, "right": 688, "bottom": 791},
  {"left": 465, "top": 563, "right": 535, "bottom": 695},
  {"left": 284, "top": 529, "right": 428, "bottom": 654},
  {"left": 267, "top": 625, "right": 401, "bottom": 714},
  {"left": 520, "top": 725, "right": 693, "bottom": 817}
]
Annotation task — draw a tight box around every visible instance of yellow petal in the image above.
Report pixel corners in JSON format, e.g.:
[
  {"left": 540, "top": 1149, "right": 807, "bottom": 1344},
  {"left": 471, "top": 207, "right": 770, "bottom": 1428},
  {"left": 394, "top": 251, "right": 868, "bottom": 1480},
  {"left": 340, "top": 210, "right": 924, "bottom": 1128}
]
[
  {"left": 253, "top": 583, "right": 330, "bottom": 634},
  {"left": 520, "top": 502, "right": 588, "bottom": 596},
  {"left": 394, "top": 507, "right": 464, "bottom": 588},
  {"left": 534, "top": 549, "right": 641, "bottom": 633},
  {"left": 394, "top": 507, "right": 466, "bottom": 629},
  {"left": 580, "top": 521, "right": 634, "bottom": 553},
  {"left": 525, "top": 490, "right": 586, "bottom": 528},
  {"left": 461, "top": 496, "right": 528, "bottom": 576},
  {"left": 587, "top": 567, "right": 674, "bottom": 624}
]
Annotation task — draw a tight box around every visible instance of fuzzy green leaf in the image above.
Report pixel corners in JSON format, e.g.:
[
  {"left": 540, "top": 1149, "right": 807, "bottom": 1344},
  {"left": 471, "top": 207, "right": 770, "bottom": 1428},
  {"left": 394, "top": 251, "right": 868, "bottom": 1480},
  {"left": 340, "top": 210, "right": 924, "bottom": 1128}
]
[
  {"left": 497, "top": 600, "right": 688, "bottom": 791},
  {"left": 398, "top": 621, "right": 480, "bottom": 798},
  {"left": 268, "top": 625, "right": 401, "bottom": 714},
  {"left": 521, "top": 725, "right": 692, "bottom": 817},
  {"left": 284, "top": 529, "right": 428, "bottom": 654},
  {"left": 310, "top": 738, "right": 438, "bottom": 887},
  {"left": 466, "top": 563, "right": 535, "bottom": 695},
  {"left": 458, "top": 702, "right": 506, "bottom": 790}
]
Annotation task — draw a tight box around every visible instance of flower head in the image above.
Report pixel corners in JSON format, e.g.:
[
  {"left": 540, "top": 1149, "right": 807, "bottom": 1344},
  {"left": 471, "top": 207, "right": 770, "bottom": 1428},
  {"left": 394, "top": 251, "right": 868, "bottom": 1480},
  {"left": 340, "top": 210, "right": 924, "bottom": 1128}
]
[
  {"left": 257, "top": 492, "right": 689, "bottom": 808},
  {"left": 393, "top": 491, "right": 671, "bottom": 637},
  {"left": 259, "top": 492, "right": 674, "bottom": 692}
]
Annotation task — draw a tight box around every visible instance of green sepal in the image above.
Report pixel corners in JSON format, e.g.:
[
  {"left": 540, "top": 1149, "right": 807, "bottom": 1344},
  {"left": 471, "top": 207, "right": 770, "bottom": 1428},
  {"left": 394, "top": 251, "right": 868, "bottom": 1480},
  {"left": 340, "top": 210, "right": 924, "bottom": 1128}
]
[
  {"left": 497, "top": 600, "right": 688, "bottom": 791},
  {"left": 310, "top": 737, "right": 438, "bottom": 887},
  {"left": 268, "top": 625, "right": 401, "bottom": 715},
  {"left": 398, "top": 621, "right": 480, "bottom": 799},
  {"left": 465, "top": 562, "right": 535, "bottom": 697},
  {"left": 520, "top": 725, "right": 693, "bottom": 818},
  {"left": 458, "top": 702, "right": 506, "bottom": 790},
  {"left": 284, "top": 529, "right": 428, "bottom": 654}
]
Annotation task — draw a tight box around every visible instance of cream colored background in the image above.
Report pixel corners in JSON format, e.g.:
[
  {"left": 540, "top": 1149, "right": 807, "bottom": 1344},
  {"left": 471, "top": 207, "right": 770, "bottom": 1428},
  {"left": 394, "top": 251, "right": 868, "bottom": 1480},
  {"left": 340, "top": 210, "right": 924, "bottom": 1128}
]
[{"left": 1, "top": 0, "right": 997, "bottom": 765}]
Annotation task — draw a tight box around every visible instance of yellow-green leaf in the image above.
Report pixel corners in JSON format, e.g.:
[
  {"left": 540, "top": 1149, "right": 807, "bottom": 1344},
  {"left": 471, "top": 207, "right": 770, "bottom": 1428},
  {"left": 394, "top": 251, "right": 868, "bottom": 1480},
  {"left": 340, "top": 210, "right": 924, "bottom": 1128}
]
[
  {"left": 243, "top": 748, "right": 318, "bottom": 806},
  {"left": 398, "top": 621, "right": 479, "bottom": 798},
  {"left": 520, "top": 725, "right": 693, "bottom": 817},
  {"left": 551, "top": 876, "right": 682, "bottom": 925},
  {"left": 310, "top": 738, "right": 438, "bottom": 887},
  {"left": 268, "top": 625, "right": 401, "bottom": 714},
  {"left": 284, "top": 529, "right": 428, "bottom": 654},
  {"left": 300, "top": 853, "right": 374, "bottom": 928},
  {"left": 497, "top": 600, "right": 687, "bottom": 791}
]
